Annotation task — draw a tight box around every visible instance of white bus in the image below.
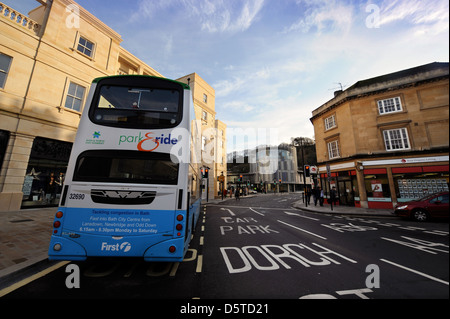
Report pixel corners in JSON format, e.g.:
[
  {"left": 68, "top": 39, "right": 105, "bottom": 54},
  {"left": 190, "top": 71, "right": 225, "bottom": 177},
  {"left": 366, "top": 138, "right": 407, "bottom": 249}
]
[{"left": 48, "top": 75, "right": 202, "bottom": 262}]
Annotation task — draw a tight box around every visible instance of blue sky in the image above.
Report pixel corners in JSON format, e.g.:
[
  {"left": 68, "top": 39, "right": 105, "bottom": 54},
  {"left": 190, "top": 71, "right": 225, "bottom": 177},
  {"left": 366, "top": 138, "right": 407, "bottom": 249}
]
[{"left": 7, "top": 0, "right": 450, "bottom": 152}]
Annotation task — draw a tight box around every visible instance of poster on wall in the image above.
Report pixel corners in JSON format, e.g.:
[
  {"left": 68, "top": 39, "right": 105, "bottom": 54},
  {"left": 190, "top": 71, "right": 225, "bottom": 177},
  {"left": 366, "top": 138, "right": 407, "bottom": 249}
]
[{"left": 371, "top": 180, "right": 383, "bottom": 197}]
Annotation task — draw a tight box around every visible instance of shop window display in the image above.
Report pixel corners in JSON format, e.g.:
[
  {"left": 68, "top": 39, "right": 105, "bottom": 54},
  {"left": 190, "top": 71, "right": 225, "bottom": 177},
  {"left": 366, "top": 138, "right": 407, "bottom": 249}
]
[
  {"left": 21, "top": 137, "right": 72, "bottom": 208},
  {"left": 394, "top": 173, "right": 449, "bottom": 202}
]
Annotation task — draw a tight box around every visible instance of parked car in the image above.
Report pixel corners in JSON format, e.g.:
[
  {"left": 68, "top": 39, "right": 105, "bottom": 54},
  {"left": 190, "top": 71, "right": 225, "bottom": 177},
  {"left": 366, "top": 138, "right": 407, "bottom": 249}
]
[{"left": 394, "top": 191, "right": 449, "bottom": 222}]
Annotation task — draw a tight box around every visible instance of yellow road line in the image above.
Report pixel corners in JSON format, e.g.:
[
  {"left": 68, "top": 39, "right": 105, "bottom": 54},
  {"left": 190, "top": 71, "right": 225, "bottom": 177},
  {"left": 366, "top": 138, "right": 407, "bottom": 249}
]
[
  {"left": 196, "top": 255, "right": 203, "bottom": 273},
  {"left": 0, "top": 261, "right": 70, "bottom": 298}
]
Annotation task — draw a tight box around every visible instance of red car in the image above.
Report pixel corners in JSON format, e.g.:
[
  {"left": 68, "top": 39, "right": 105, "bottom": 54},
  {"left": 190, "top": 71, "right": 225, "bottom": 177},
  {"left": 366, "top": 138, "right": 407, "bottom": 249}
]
[{"left": 394, "top": 191, "right": 449, "bottom": 222}]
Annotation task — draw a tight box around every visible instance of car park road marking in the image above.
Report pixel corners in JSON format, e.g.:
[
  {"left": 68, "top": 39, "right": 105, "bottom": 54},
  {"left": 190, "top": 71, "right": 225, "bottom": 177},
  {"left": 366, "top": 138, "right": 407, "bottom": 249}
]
[{"left": 220, "top": 208, "right": 235, "bottom": 216}]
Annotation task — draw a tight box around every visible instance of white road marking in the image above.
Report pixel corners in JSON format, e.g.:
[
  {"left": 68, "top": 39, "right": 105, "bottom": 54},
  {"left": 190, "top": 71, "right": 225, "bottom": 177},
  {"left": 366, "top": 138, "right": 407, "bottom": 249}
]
[
  {"left": 380, "top": 258, "right": 449, "bottom": 286},
  {"left": 220, "top": 208, "right": 235, "bottom": 216},
  {"left": 277, "top": 220, "right": 327, "bottom": 240},
  {"left": 249, "top": 207, "right": 265, "bottom": 216},
  {"left": 284, "top": 211, "right": 319, "bottom": 221}
]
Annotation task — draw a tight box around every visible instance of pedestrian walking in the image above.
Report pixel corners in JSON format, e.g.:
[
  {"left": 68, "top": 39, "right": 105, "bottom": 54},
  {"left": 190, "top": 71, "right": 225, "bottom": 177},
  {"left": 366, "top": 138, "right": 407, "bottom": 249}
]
[
  {"left": 305, "top": 187, "right": 311, "bottom": 205},
  {"left": 330, "top": 186, "right": 337, "bottom": 206},
  {"left": 235, "top": 187, "right": 240, "bottom": 201},
  {"left": 319, "top": 187, "right": 324, "bottom": 206},
  {"left": 313, "top": 187, "right": 319, "bottom": 206}
]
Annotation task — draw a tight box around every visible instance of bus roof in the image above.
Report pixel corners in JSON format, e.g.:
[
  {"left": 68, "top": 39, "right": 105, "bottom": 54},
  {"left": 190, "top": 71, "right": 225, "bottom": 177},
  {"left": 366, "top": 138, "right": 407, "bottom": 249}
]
[{"left": 92, "top": 75, "right": 191, "bottom": 90}]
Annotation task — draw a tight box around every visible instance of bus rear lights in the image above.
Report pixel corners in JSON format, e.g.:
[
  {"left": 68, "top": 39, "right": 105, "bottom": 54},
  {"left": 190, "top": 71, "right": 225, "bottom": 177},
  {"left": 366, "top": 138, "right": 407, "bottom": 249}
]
[
  {"left": 176, "top": 224, "right": 183, "bottom": 231},
  {"left": 169, "top": 246, "right": 176, "bottom": 253},
  {"left": 176, "top": 214, "right": 183, "bottom": 221},
  {"left": 53, "top": 221, "right": 61, "bottom": 228},
  {"left": 56, "top": 211, "right": 63, "bottom": 218},
  {"left": 53, "top": 243, "right": 62, "bottom": 251}
]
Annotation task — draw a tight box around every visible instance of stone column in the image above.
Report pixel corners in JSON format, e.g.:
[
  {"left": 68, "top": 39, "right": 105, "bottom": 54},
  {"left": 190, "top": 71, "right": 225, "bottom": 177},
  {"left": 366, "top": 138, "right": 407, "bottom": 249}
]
[
  {"left": 355, "top": 163, "right": 368, "bottom": 208},
  {"left": 0, "top": 133, "right": 35, "bottom": 212}
]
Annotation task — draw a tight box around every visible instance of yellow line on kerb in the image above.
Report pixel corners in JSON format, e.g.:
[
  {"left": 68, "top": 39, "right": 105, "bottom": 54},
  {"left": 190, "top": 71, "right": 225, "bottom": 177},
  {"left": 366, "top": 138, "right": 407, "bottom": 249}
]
[{"left": 0, "top": 261, "right": 70, "bottom": 298}]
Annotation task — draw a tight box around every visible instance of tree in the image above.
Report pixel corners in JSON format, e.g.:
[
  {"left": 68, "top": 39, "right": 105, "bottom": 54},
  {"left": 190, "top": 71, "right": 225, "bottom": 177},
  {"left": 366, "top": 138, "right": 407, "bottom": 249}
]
[{"left": 290, "top": 137, "right": 317, "bottom": 168}]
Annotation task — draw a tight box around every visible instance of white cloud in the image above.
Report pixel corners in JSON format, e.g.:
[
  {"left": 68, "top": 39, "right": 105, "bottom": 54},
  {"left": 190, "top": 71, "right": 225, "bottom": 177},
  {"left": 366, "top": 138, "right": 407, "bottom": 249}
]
[
  {"left": 133, "top": 0, "right": 264, "bottom": 33},
  {"left": 283, "top": 0, "right": 354, "bottom": 34},
  {"left": 214, "top": 66, "right": 270, "bottom": 97},
  {"left": 199, "top": 0, "right": 265, "bottom": 33},
  {"left": 214, "top": 77, "right": 245, "bottom": 97},
  {"left": 223, "top": 101, "right": 256, "bottom": 113},
  {"left": 379, "top": 0, "right": 449, "bottom": 34}
]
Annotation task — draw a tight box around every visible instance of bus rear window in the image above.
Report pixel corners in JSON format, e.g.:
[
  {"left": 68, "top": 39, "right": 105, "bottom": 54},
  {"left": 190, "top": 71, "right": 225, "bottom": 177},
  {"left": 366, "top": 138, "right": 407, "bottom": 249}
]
[
  {"left": 91, "top": 85, "right": 181, "bottom": 128},
  {"left": 73, "top": 150, "right": 179, "bottom": 185}
]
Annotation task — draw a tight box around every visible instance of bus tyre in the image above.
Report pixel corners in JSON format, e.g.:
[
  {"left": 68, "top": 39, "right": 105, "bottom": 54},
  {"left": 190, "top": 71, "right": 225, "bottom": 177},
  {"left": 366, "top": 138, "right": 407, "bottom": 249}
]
[{"left": 412, "top": 209, "right": 428, "bottom": 222}]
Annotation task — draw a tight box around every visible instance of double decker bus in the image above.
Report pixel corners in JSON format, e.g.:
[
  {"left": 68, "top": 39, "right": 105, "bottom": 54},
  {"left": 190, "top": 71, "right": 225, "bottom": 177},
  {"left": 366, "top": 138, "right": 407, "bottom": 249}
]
[{"left": 48, "top": 75, "right": 202, "bottom": 262}]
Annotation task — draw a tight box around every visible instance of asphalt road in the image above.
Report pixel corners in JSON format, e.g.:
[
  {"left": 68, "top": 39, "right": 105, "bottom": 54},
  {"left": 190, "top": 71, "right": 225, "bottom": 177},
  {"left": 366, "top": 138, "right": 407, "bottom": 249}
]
[{"left": 1, "top": 194, "right": 448, "bottom": 302}]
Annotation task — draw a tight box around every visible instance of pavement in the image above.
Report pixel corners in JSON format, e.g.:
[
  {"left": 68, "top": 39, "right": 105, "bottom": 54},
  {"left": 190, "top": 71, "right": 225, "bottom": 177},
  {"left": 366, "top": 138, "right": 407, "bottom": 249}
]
[
  {"left": 0, "top": 193, "right": 395, "bottom": 281},
  {"left": 205, "top": 192, "right": 396, "bottom": 218}
]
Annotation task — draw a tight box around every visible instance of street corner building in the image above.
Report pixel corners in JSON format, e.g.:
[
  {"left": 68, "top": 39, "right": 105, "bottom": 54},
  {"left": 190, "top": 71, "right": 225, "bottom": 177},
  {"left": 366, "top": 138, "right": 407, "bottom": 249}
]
[
  {"left": 310, "top": 62, "right": 449, "bottom": 209},
  {"left": 0, "top": 0, "right": 227, "bottom": 212}
]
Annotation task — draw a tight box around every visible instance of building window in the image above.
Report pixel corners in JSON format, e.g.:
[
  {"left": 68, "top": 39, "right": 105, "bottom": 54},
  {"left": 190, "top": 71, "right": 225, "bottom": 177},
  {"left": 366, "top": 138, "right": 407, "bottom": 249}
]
[
  {"left": 0, "top": 130, "right": 10, "bottom": 173},
  {"left": 64, "top": 82, "right": 86, "bottom": 112},
  {"left": 77, "top": 36, "right": 95, "bottom": 58},
  {"left": 377, "top": 97, "right": 402, "bottom": 115},
  {"left": 327, "top": 140, "right": 340, "bottom": 159},
  {"left": 202, "top": 136, "right": 207, "bottom": 151},
  {"left": 324, "top": 114, "right": 336, "bottom": 130},
  {"left": 203, "top": 93, "right": 208, "bottom": 103},
  {"left": 202, "top": 110, "right": 208, "bottom": 121},
  {"left": 383, "top": 128, "right": 410, "bottom": 151},
  {"left": 0, "top": 53, "right": 12, "bottom": 89}
]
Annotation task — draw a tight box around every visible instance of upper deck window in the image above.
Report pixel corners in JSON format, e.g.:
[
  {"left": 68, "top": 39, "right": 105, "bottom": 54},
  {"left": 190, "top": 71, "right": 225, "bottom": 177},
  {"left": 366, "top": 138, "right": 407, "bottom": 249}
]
[{"left": 90, "top": 83, "right": 182, "bottom": 129}]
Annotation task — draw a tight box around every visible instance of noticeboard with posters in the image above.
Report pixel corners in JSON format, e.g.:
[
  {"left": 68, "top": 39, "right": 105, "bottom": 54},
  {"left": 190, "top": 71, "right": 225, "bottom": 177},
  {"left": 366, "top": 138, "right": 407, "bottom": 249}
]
[{"left": 397, "top": 178, "right": 449, "bottom": 199}]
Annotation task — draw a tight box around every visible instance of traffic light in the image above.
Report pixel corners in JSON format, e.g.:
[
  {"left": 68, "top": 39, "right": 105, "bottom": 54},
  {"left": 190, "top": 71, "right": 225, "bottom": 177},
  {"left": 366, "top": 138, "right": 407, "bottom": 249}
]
[
  {"left": 239, "top": 174, "right": 243, "bottom": 182},
  {"left": 304, "top": 165, "right": 310, "bottom": 177},
  {"left": 204, "top": 168, "right": 209, "bottom": 178}
]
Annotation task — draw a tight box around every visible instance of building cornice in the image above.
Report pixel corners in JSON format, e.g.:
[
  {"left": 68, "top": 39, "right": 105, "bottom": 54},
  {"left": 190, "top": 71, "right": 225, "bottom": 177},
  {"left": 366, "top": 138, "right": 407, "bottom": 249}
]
[
  {"left": 310, "top": 64, "right": 449, "bottom": 123},
  {"left": 56, "top": 0, "right": 122, "bottom": 43}
]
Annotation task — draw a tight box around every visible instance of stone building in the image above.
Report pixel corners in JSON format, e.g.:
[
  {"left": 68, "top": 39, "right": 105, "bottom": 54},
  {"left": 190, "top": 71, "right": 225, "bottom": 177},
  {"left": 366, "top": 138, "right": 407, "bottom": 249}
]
[
  {"left": 310, "top": 62, "right": 449, "bottom": 209},
  {"left": 177, "top": 73, "right": 227, "bottom": 201}
]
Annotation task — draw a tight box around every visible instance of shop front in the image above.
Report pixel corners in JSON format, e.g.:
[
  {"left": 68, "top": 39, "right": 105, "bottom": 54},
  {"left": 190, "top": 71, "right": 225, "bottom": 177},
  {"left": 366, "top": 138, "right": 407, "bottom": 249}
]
[
  {"left": 363, "top": 168, "right": 393, "bottom": 209},
  {"left": 361, "top": 156, "right": 449, "bottom": 209},
  {"left": 318, "top": 170, "right": 359, "bottom": 207},
  {"left": 318, "top": 155, "right": 449, "bottom": 209},
  {"left": 21, "top": 137, "right": 72, "bottom": 208}
]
